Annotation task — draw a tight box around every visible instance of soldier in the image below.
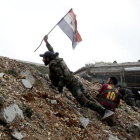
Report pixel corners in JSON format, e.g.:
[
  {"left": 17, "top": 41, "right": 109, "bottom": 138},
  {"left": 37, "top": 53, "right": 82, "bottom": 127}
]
[
  {"left": 40, "top": 35, "right": 114, "bottom": 121},
  {"left": 116, "top": 85, "right": 136, "bottom": 107}
]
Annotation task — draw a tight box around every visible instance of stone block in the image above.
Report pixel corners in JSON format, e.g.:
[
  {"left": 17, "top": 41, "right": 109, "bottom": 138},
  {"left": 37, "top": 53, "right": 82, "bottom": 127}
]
[
  {"left": 79, "top": 117, "right": 89, "bottom": 128},
  {"left": 51, "top": 100, "right": 57, "bottom": 105},
  {"left": 21, "top": 79, "right": 32, "bottom": 89},
  {"left": 0, "top": 103, "right": 24, "bottom": 123},
  {"left": 0, "top": 73, "right": 4, "bottom": 78},
  {"left": 11, "top": 129, "right": 25, "bottom": 140},
  {"left": 21, "top": 70, "right": 35, "bottom": 85}
]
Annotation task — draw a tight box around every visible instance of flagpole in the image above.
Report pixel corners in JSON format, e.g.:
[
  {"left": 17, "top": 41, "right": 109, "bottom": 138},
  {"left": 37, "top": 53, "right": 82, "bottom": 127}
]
[{"left": 34, "top": 8, "right": 72, "bottom": 52}]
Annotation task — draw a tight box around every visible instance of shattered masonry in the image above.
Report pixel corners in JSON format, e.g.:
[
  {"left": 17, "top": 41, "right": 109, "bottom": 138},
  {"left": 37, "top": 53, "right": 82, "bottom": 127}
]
[{"left": 0, "top": 56, "right": 140, "bottom": 140}]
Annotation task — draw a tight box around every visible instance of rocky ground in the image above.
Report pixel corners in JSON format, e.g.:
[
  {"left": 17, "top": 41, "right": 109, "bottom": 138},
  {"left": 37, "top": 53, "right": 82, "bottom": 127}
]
[{"left": 0, "top": 56, "right": 140, "bottom": 140}]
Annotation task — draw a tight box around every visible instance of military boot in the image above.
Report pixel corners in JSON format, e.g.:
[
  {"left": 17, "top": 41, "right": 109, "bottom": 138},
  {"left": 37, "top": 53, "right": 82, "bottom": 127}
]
[{"left": 101, "top": 110, "right": 114, "bottom": 121}]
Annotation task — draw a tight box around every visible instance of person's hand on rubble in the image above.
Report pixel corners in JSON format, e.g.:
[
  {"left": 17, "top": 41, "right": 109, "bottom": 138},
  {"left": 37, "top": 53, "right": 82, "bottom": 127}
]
[{"left": 44, "top": 35, "right": 48, "bottom": 44}]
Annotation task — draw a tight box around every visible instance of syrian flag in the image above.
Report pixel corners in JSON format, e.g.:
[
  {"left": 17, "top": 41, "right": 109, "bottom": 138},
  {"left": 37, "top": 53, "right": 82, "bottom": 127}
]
[{"left": 58, "top": 9, "right": 82, "bottom": 49}]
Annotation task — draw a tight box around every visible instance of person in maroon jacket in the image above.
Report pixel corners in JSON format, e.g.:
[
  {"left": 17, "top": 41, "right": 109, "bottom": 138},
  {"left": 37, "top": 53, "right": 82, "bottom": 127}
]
[
  {"left": 97, "top": 77, "right": 121, "bottom": 126},
  {"left": 97, "top": 76, "right": 121, "bottom": 111}
]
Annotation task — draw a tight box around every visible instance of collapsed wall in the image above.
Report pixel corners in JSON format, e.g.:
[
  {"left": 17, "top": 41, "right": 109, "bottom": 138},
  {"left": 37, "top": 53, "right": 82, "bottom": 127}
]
[{"left": 0, "top": 56, "right": 140, "bottom": 140}]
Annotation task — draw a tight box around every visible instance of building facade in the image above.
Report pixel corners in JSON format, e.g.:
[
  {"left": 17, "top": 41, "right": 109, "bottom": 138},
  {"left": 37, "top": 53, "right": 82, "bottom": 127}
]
[{"left": 74, "top": 61, "right": 140, "bottom": 88}]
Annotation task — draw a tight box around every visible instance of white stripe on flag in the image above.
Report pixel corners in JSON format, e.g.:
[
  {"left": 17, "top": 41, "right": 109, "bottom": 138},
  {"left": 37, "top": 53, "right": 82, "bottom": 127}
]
[
  {"left": 58, "top": 18, "right": 74, "bottom": 42},
  {"left": 64, "top": 13, "right": 75, "bottom": 32}
]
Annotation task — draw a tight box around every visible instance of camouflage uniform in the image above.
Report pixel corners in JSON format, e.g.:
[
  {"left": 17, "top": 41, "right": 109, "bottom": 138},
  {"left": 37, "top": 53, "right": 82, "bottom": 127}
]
[
  {"left": 46, "top": 43, "right": 105, "bottom": 115},
  {"left": 136, "top": 100, "right": 140, "bottom": 108},
  {"left": 119, "top": 88, "right": 136, "bottom": 106}
]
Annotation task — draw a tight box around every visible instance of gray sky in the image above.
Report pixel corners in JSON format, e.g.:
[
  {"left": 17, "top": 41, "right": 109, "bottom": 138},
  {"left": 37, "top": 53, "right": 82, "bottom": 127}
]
[{"left": 0, "top": 0, "right": 140, "bottom": 72}]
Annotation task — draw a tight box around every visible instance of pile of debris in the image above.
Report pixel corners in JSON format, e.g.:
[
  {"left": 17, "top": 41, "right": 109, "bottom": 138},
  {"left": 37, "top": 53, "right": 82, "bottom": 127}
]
[{"left": 0, "top": 56, "right": 140, "bottom": 140}]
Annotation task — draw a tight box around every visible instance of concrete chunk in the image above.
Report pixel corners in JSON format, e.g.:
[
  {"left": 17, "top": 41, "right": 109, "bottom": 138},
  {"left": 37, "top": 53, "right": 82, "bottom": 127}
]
[
  {"left": 0, "top": 103, "right": 24, "bottom": 123},
  {"left": 21, "top": 79, "right": 32, "bottom": 89},
  {"left": 79, "top": 117, "right": 89, "bottom": 128},
  {"left": 128, "top": 123, "right": 140, "bottom": 135},
  {"left": 21, "top": 70, "right": 35, "bottom": 85},
  {"left": 51, "top": 100, "right": 57, "bottom": 105},
  {"left": 0, "top": 73, "right": 4, "bottom": 78},
  {"left": 11, "top": 129, "right": 25, "bottom": 140},
  {"left": 108, "top": 134, "right": 120, "bottom": 140}
]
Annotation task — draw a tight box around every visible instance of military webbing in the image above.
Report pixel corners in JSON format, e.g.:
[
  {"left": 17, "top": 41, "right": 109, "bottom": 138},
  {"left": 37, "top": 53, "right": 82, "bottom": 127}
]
[
  {"left": 97, "top": 97, "right": 118, "bottom": 108},
  {"left": 55, "top": 58, "right": 73, "bottom": 84},
  {"left": 98, "top": 88, "right": 118, "bottom": 108},
  {"left": 101, "top": 88, "right": 117, "bottom": 102},
  {"left": 56, "top": 59, "right": 66, "bottom": 73}
]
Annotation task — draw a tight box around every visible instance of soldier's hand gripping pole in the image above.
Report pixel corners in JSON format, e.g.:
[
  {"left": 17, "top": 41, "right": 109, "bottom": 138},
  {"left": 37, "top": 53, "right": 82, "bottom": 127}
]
[
  {"left": 34, "top": 8, "right": 72, "bottom": 52},
  {"left": 34, "top": 34, "right": 55, "bottom": 52}
]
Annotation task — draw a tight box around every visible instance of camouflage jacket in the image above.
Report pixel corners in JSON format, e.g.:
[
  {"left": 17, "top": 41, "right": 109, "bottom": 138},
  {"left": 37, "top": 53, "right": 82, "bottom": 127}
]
[
  {"left": 46, "top": 42, "right": 81, "bottom": 93},
  {"left": 49, "top": 57, "right": 73, "bottom": 90},
  {"left": 46, "top": 43, "right": 54, "bottom": 53},
  {"left": 119, "top": 88, "right": 135, "bottom": 100}
]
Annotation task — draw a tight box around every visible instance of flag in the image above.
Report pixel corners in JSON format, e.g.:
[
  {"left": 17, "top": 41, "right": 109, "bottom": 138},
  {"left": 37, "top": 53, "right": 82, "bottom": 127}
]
[{"left": 58, "top": 9, "right": 82, "bottom": 49}]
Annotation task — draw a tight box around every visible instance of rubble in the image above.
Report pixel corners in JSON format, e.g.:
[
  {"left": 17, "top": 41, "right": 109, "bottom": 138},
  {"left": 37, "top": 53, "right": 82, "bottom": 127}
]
[
  {"left": 0, "top": 103, "right": 24, "bottom": 123},
  {"left": 11, "top": 129, "right": 25, "bottom": 140},
  {"left": 21, "top": 79, "right": 32, "bottom": 89},
  {"left": 0, "top": 56, "right": 139, "bottom": 140},
  {"left": 0, "top": 73, "right": 4, "bottom": 78},
  {"left": 20, "top": 70, "right": 35, "bottom": 85},
  {"left": 79, "top": 117, "right": 90, "bottom": 128},
  {"left": 51, "top": 100, "right": 57, "bottom": 105},
  {"left": 108, "top": 134, "right": 120, "bottom": 140},
  {"left": 128, "top": 123, "right": 140, "bottom": 135}
]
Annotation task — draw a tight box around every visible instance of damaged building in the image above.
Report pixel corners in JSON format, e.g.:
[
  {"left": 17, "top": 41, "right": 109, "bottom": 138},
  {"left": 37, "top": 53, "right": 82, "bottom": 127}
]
[{"left": 74, "top": 60, "right": 140, "bottom": 88}]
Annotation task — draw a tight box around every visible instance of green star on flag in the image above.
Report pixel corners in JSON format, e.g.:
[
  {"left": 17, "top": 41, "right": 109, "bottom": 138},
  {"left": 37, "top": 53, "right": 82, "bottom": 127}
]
[{"left": 70, "top": 21, "right": 73, "bottom": 26}]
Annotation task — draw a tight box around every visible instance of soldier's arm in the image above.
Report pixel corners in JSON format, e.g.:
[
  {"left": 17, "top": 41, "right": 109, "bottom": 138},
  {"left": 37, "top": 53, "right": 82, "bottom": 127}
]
[
  {"left": 44, "top": 35, "right": 54, "bottom": 53},
  {"left": 46, "top": 42, "right": 54, "bottom": 53}
]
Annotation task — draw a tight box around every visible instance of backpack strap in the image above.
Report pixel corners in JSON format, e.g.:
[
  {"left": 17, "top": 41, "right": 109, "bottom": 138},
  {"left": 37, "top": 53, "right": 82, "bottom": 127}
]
[
  {"left": 101, "top": 88, "right": 117, "bottom": 102},
  {"left": 97, "top": 97, "right": 118, "bottom": 108},
  {"left": 98, "top": 87, "right": 118, "bottom": 108}
]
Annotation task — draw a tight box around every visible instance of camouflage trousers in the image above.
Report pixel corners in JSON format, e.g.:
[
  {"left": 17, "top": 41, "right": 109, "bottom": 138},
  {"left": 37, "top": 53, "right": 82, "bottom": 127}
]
[{"left": 71, "top": 86, "right": 105, "bottom": 115}]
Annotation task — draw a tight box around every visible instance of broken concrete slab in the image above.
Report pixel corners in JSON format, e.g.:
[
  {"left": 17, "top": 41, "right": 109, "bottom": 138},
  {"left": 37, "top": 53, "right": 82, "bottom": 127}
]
[
  {"left": 21, "top": 70, "right": 35, "bottom": 85},
  {"left": 0, "top": 103, "right": 24, "bottom": 123},
  {"left": 79, "top": 117, "right": 89, "bottom": 128},
  {"left": 51, "top": 100, "right": 57, "bottom": 105},
  {"left": 21, "top": 79, "right": 32, "bottom": 89},
  {"left": 1, "top": 56, "right": 140, "bottom": 139},
  {"left": 0, "top": 73, "right": 4, "bottom": 78},
  {"left": 128, "top": 123, "right": 140, "bottom": 135},
  {"left": 108, "top": 134, "right": 120, "bottom": 140},
  {"left": 11, "top": 129, "right": 25, "bottom": 140}
]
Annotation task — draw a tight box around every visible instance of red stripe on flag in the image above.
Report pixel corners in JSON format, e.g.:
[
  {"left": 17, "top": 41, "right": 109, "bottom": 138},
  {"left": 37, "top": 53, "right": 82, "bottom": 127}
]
[{"left": 69, "top": 10, "right": 82, "bottom": 42}]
